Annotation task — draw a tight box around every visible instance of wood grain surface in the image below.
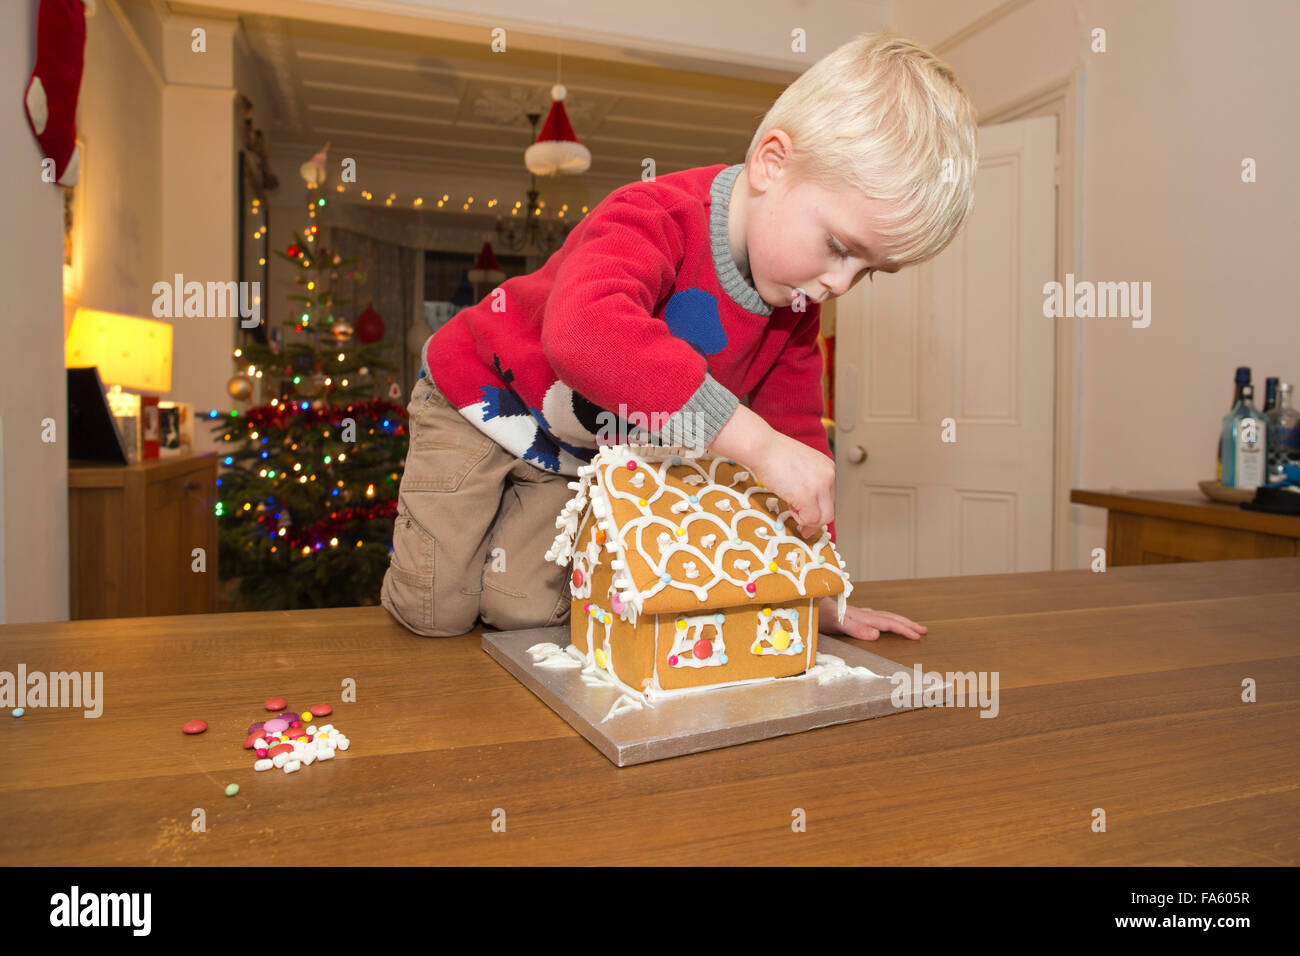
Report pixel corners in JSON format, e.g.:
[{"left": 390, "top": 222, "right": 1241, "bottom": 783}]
[{"left": 1, "top": 557, "right": 1296, "bottom": 865}]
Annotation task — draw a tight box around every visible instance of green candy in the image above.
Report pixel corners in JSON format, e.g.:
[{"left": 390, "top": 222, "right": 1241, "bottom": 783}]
[{"left": 225, "top": 783, "right": 240, "bottom": 797}]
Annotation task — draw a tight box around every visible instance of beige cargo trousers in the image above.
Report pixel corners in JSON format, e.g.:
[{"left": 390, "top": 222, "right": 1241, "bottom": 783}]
[{"left": 381, "top": 372, "right": 574, "bottom": 636}]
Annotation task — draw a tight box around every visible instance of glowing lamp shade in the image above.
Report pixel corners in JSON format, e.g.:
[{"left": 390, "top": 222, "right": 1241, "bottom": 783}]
[{"left": 65, "top": 308, "right": 173, "bottom": 392}]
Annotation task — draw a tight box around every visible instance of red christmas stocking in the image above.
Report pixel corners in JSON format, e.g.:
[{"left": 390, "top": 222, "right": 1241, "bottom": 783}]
[{"left": 24, "top": 0, "right": 92, "bottom": 187}]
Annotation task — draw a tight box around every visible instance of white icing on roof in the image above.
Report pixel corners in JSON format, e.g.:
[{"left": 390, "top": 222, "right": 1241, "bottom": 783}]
[{"left": 546, "top": 445, "right": 854, "bottom": 620}]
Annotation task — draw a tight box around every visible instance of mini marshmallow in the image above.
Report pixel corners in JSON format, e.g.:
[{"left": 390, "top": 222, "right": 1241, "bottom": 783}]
[
  {"left": 283, "top": 760, "right": 301, "bottom": 774},
  {"left": 318, "top": 724, "right": 334, "bottom": 734},
  {"left": 253, "top": 758, "right": 273, "bottom": 771},
  {"left": 305, "top": 725, "right": 317, "bottom": 735},
  {"left": 272, "top": 752, "right": 290, "bottom": 768},
  {"left": 336, "top": 737, "right": 350, "bottom": 751},
  {"left": 315, "top": 747, "right": 335, "bottom": 762},
  {"left": 300, "top": 751, "right": 316, "bottom": 766},
  {"left": 253, "top": 737, "right": 268, "bottom": 749}
]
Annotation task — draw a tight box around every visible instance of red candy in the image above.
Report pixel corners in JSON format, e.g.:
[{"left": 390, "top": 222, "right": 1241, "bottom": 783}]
[
  {"left": 243, "top": 733, "right": 263, "bottom": 749},
  {"left": 268, "top": 743, "right": 294, "bottom": 757},
  {"left": 309, "top": 704, "right": 332, "bottom": 717},
  {"left": 745, "top": 583, "right": 757, "bottom": 595},
  {"left": 265, "top": 698, "right": 287, "bottom": 711},
  {"left": 626, "top": 461, "right": 637, "bottom": 470},
  {"left": 255, "top": 748, "right": 268, "bottom": 758},
  {"left": 668, "top": 655, "right": 679, "bottom": 666},
  {"left": 693, "top": 639, "right": 713, "bottom": 660},
  {"left": 289, "top": 720, "right": 302, "bottom": 730},
  {"left": 572, "top": 569, "right": 583, "bottom": 588},
  {"left": 182, "top": 720, "right": 208, "bottom": 735}
]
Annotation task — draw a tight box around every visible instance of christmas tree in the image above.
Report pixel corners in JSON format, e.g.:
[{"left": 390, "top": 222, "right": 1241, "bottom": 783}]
[{"left": 211, "top": 163, "right": 407, "bottom": 610}]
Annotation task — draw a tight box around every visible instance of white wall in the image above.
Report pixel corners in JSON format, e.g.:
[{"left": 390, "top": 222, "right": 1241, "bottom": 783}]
[
  {"left": 0, "top": 0, "right": 77, "bottom": 624},
  {"left": 894, "top": 0, "right": 1300, "bottom": 568},
  {"left": 71, "top": 0, "right": 164, "bottom": 328}
]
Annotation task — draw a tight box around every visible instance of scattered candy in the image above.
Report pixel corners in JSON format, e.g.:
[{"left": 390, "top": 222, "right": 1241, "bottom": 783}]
[
  {"left": 182, "top": 720, "right": 208, "bottom": 735},
  {"left": 239, "top": 701, "right": 351, "bottom": 780},
  {"left": 12, "top": 708, "right": 23, "bottom": 718},
  {"left": 225, "top": 784, "right": 239, "bottom": 797}
]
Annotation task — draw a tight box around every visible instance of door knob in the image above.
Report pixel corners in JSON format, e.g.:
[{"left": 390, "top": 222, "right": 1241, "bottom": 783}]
[{"left": 846, "top": 445, "right": 867, "bottom": 464}]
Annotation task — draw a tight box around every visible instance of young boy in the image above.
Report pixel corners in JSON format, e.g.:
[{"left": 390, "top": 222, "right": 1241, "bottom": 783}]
[{"left": 381, "top": 32, "right": 976, "bottom": 643}]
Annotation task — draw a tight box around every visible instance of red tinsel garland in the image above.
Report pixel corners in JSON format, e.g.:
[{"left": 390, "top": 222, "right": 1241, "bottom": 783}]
[
  {"left": 233, "top": 398, "right": 408, "bottom": 431},
  {"left": 257, "top": 499, "right": 398, "bottom": 551}
]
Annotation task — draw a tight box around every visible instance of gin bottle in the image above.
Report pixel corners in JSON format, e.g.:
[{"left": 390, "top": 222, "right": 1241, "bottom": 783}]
[
  {"left": 1216, "top": 367, "right": 1251, "bottom": 483},
  {"left": 1220, "top": 384, "right": 1267, "bottom": 489},
  {"left": 1265, "top": 382, "right": 1300, "bottom": 483}
]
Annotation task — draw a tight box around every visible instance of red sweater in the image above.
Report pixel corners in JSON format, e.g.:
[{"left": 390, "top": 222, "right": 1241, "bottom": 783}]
[{"left": 426, "top": 163, "right": 836, "bottom": 540}]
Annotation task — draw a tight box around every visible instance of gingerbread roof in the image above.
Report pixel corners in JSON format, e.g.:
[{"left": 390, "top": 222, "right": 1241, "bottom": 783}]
[{"left": 545, "top": 444, "right": 853, "bottom": 618}]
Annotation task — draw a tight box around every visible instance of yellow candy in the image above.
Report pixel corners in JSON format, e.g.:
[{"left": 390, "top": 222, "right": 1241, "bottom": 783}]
[
  {"left": 602, "top": 614, "right": 611, "bottom": 625},
  {"left": 676, "top": 619, "right": 687, "bottom": 630},
  {"left": 595, "top": 648, "right": 608, "bottom": 669},
  {"left": 638, "top": 498, "right": 647, "bottom": 507},
  {"left": 675, "top": 527, "right": 686, "bottom": 537},
  {"left": 771, "top": 628, "right": 791, "bottom": 650},
  {"left": 768, "top": 561, "right": 778, "bottom": 572},
  {"left": 762, "top": 607, "right": 772, "bottom": 616}
]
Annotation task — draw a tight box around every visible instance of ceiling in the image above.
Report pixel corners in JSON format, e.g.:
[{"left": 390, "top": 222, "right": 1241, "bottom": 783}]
[{"left": 171, "top": 3, "right": 802, "bottom": 211}]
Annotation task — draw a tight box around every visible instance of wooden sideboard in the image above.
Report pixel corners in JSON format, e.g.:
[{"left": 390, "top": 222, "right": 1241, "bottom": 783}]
[
  {"left": 1070, "top": 488, "right": 1300, "bottom": 565},
  {"left": 68, "top": 453, "right": 219, "bottom": 618}
]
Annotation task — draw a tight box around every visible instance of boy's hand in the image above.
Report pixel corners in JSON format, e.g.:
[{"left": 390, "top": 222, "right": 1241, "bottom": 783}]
[
  {"left": 752, "top": 429, "right": 836, "bottom": 537},
  {"left": 817, "top": 597, "right": 928, "bottom": 641}
]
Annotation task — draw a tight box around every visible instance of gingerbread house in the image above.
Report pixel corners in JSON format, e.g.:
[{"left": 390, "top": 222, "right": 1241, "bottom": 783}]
[{"left": 544, "top": 444, "right": 854, "bottom": 696}]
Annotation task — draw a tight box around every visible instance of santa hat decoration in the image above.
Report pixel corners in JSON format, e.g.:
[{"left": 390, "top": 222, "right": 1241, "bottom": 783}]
[
  {"left": 467, "top": 242, "right": 506, "bottom": 285},
  {"left": 524, "top": 85, "right": 591, "bottom": 176},
  {"left": 299, "top": 142, "right": 331, "bottom": 187}
]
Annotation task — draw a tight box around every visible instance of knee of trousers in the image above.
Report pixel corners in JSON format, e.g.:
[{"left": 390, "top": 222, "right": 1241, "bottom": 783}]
[
  {"left": 381, "top": 562, "right": 479, "bottom": 637},
  {"left": 478, "top": 578, "right": 570, "bottom": 632}
]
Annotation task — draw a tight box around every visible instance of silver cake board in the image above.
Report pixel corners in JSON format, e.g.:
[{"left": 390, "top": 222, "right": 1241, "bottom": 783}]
[{"left": 482, "top": 626, "right": 950, "bottom": 767}]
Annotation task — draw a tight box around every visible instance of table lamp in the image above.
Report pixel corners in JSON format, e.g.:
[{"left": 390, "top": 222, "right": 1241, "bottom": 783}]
[{"left": 65, "top": 308, "right": 173, "bottom": 461}]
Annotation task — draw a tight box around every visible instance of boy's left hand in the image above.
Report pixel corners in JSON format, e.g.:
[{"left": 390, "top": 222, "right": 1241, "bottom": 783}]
[{"left": 817, "top": 596, "right": 927, "bottom": 641}]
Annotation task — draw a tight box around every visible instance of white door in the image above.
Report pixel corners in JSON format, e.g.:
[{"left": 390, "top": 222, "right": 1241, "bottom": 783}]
[{"left": 834, "top": 115, "right": 1057, "bottom": 581}]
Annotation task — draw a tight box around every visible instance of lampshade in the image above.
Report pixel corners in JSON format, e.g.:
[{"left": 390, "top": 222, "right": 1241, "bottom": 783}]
[{"left": 65, "top": 308, "right": 172, "bottom": 392}]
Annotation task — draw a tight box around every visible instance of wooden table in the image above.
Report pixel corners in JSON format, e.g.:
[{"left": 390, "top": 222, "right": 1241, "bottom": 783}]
[
  {"left": 1071, "top": 488, "right": 1300, "bottom": 565},
  {"left": 1, "top": 557, "right": 1296, "bottom": 865}
]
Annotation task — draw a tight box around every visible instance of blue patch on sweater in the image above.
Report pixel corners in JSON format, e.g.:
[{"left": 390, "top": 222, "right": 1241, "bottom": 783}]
[{"left": 665, "top": 288, "right": 727, "bottom": 357}]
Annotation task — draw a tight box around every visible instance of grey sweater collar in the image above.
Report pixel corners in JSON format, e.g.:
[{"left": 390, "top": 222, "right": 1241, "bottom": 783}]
[{"left": 709, "top": 164, "right": 773, "bottom": 316}]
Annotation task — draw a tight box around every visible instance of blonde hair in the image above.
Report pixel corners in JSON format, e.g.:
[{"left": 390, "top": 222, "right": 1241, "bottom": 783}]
[{"left": 745, "top": 32, "right": 978, "bottom": 270}]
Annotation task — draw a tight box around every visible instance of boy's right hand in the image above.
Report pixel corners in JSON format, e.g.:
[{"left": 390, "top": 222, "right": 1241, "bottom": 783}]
[
  {"left": 751, "top": 429, "right": 836, "bottom": 538},
  {"left": 707, "top": 403, "right": 835, "bottom": 537}
]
